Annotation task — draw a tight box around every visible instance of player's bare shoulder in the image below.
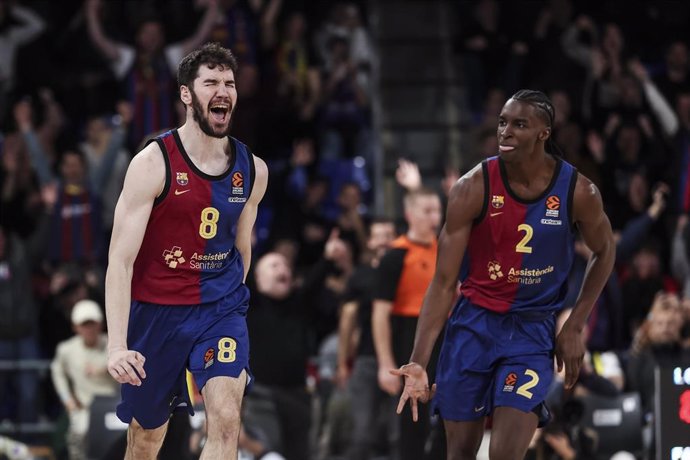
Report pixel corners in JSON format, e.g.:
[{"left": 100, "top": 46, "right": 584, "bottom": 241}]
[
  {"left": 250, "top": 154, "right": 269, "bottom": 202},
  {"left": 572, "top": 172, "right": 604, "bottom": 224},
  {"left": 446, "top": 162, "right": 486, "bottom": 223},
  {"left": 122, "top": 141, "right": 167, "bottom": 201}
]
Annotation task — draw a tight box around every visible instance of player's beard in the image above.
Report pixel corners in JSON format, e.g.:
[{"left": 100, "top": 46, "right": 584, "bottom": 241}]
[{"left": 190, "top": 89, "right": 234, "bottom": 139}]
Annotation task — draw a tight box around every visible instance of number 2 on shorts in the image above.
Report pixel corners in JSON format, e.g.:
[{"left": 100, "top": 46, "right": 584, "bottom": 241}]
[
  {"left": 218, "top": 337, "right": 237, "bottom": 363},
  {"left": 516, "top": 369, "right": 539, "bottom": 399}
]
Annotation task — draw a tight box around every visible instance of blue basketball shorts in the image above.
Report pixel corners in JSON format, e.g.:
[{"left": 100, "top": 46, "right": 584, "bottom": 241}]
[
  {"left": 433, "top": 298, "right": 556, "bottom": 427},
  {"left": 116, "top": 285, "right": 251, "bottom": 429}
]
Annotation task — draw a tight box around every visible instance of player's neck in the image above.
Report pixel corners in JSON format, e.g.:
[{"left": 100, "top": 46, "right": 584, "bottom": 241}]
[
  {"left": 503, "top": 151, "right": 552, "bottom": 186},
  {"left": 177, "top": 123, "right": 229, "bottom": 160}
]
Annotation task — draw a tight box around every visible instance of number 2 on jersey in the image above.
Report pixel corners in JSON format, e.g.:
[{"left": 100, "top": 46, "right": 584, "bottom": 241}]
[
  {"left": 199, "top": 207, "right": 219, "bottom": 239},
  {"left": 515, "top": 224, "right": 533, "bottom": 254},
  {"left": 516, "top": 369, "right": 539, "bottom": 399}
]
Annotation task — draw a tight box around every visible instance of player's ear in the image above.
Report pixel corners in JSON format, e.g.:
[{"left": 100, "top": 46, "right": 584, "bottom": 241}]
[
  {"left": 539, "top": 128, "right": 551, "bottom": 141},
  {"left": 180, "top": 85, "right": 191, "bottom": 105}
]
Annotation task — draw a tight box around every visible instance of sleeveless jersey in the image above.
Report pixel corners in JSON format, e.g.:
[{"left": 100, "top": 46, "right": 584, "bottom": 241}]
[
  {"left": 460, "top": 156, "right": 577, "bottom": 314},
  {"left": 131, "top": 129, "right": 254, "bottom": 305}
]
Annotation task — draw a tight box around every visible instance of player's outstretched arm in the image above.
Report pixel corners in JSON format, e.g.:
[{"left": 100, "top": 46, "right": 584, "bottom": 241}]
[
  {"left": 556, "top": 174, "right": 615, "bottom": 389},
  {"left": 105, "top": 142, "right": 165, "bottom": 386},
  {"left": 392, "top": 163, "right": 484, "bottom": 420},
  {"left": 235, "top": 155, "right": 268, "bottom": 282}
]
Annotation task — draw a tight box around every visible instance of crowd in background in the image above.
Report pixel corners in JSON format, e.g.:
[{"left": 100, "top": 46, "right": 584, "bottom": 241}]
[{"left": 1, "top": 0, "right": 690, "bottom": 459}]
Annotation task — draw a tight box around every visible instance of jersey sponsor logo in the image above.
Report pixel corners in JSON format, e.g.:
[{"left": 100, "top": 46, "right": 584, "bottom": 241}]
[
  {"left": 228, "top": 196, "right": 247, "bottom": 203},
  {"left": 174, "top": 189, "right": 190, "bottom": 195},
  {"left": 189, "top": 250, "right": 230, "bottom": 270},
  {"left": 540, "top": 218, "right": 562, "bottom": 226},
  {"left": 491, "top": 195, "right": 505, "bottom": 209},
  {"left": 507, "top": 265, "right": 555, "bottom": 285},
  {"left": 176, "top": 172, "right": 189, "bottom": 186},
  {"left": 490, "top": 211, "right": 503, "bottom": 217},
  {"left": 163, "top": 246, "right": 186, "bottom": 268},
  {"left": 204, "top": 347, "right": 215, "bottom": 369},
  {"left": 503, "top": 372, "right": 517, "bottom": 392},
  {"left": 487, "top": 261, "right": 504, "bottom": 280},
  {"left": 545, "top": 195, "right": 560, "bottom": 217},
  {"left": 232, "top": 171, "right": 244, "bottom": 195}
]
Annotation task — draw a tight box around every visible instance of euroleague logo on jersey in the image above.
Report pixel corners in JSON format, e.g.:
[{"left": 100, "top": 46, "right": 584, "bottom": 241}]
[
  {"left": 503, "top": 372, "right": 517, "bottom": 392},
  {"left": 232, "top": 171, "right": 244, "bottom": 193},
  {"left": 545, "top": 195, "right": 560, "bottom": 217},
  {"left": 204, "top": 348, "right": 215, "bottom": 369},
  {"left": 542, "top": 195, "right": 562, "bottom": 225}
]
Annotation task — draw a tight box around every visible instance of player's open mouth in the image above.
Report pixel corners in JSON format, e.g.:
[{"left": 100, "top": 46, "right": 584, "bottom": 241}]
[
  {"left": 209, "top": 103, "right": 230, "bottom": 123},
  {"left": 499, "top": 145, "right": 516, "bottom": 152}
]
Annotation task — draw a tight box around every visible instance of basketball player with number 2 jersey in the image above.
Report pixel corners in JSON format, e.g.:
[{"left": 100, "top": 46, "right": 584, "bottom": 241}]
[{"left": 390, "top": 90, "right": 615, "bottom": 459}]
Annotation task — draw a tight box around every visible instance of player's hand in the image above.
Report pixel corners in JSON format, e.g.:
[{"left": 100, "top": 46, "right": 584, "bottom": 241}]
[
  {"left": 378, "top": 366, "right": 401, "bottom": 396},
  {"left": 390, "top": 362, "right": 436, "bottom": 422},
  {"left": 107, "top": 349, "right": 146, "bottom": 386},
  {"left": 555, "top": 324, "right": 585, "bottom": 390}
]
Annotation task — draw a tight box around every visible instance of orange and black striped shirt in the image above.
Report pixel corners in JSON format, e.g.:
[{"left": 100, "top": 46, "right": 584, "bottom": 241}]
[{"left": 375, "top": 235, "right": 437, "bottom": 317}]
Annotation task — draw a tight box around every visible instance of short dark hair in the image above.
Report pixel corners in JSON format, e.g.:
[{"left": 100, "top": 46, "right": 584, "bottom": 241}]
[{"left": 177, "top": 42, "right": 238, "bottom": 88}]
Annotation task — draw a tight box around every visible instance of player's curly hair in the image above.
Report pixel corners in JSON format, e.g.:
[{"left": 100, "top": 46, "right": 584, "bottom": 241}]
[{"left": 177, "top": 42, "right": 238, "bottom": 88}]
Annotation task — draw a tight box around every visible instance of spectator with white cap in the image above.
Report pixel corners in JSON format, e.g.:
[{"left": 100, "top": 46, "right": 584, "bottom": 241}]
[{"left": 50, "top": 299, "right": 118, "bottom": 460}]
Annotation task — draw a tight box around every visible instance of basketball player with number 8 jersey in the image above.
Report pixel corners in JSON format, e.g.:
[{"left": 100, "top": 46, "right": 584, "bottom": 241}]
[{"left": 105, "top": 43, "right": 268, "bottom": 459}]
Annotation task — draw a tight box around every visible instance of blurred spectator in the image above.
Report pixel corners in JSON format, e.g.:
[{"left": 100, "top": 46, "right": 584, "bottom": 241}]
[
  {"left": 456, "top": 0, "right": 528, "bottom": 118},
  {"left": 50, "top": 299, "right": 117, "bottom": 460},
  {"left": 14, "top": 97, "right": 132, "bottom": 269},
  {"left": 372, "top": 187, "right": 444, "bottom": 460},
  {"left": 84, "top": 0, "right": 218, "bottom": 148},
  {"left": 245, "top": 234, "right": 349, "bottom": 460},
  {"left": 0, "top": 1, "right": 45, "bottom": 122},
  {"left": 319, "top": 33, "right": 370, "bottom": 160},
  {"left": 209, "top": 0, "right": 262, "bottom": 66},
  {"left": 316, "top": 2, "right": 374, "bottom": 97},
  {"left": 0, "top": 132, "right": 41, "bottom": 236},
  {"left": 626, "top": 292, "right": 690, "bottom": 417},
  {"left": 79, "top": 101, "right": 133, "bottom": 233},
  {"left": 0, "top": 221, "right": 45, "bottom": 425},
  {"left": 621, "top": 241, "right": 668, "bottom": 340},
  {"left": 335, "top": 218, "right": 396, "bottom": 460},
  {"left": 261, "top": 9, "right": 321, "bottom": 158},
  {"left": 653, "top": 40, "right": 690, "bottom": 104},
  {"left": 334, "top": 181, "right": 367, "bottom": 259}
]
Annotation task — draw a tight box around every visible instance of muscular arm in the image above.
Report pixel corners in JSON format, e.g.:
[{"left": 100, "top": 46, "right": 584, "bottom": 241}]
[
  {"left": 558, "top": 174, "right": 615, "bottom": 388},
  {"left": 235, "top": 155, "right": 268, "bottom": 282},
  {"left": 104, "top": 143, "right": 165, "bottom": 383},
  {"left": 409, "top": 164, "right": 484, "bottom": 368}
]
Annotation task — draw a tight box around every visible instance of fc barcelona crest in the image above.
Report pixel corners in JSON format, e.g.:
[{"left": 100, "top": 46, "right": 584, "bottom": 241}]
[
  {"left": 491, "top": 195, "right": 504, "bottom": 209},
  {"left": 176, "top": 172, "right": 189, "bottom": 186}
]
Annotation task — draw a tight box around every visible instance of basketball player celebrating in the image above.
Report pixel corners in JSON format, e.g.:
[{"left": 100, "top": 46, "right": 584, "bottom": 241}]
[
  {"left": 392, "top": 90, "right": 615, "bottom": 459},
  {"left": 105, "top": 43, "right": 268, "bottom": 459}
]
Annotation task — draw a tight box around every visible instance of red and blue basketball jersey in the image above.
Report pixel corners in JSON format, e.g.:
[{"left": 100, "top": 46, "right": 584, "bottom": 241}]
[
  {"left": 460, "top": 156, "right": 577, "bottom": 314},
  {"left": 131, "top": 129, "right": 254, "bottom": 305}
]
